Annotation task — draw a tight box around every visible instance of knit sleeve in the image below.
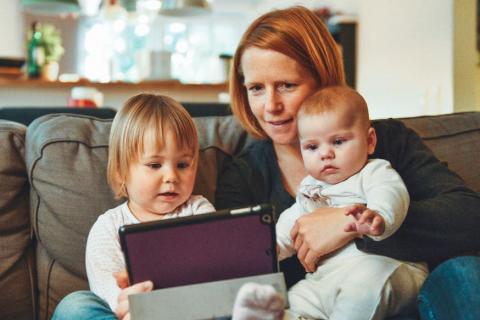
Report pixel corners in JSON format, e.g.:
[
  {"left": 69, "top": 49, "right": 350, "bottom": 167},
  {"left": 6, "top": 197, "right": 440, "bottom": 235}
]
[
  {"left": 215, "top": 148, "right": 266, "bottom": 210},
  {"left": 358, "top": 119, "right": 480, "bottom": 265},
  {"left": 215, "top": 140, "right": 295, "bottom": 215},
  {"left": 360, "top": 159, "right": 409, "bottom": 241},
  {"left": 190, "top": 195, "right": 216, "bottom": 214},
  {"left": 85, "top": 214, "right": 125, "bottom": 311},
  {"left": 215, "top": 158, "right": 254, "bottom": 209}
]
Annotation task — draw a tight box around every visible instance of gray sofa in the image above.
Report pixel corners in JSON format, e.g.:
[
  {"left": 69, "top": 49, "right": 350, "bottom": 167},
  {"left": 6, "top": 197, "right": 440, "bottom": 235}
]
[{"left": 1, "top": 110, "right": 479, "bottom": 320}]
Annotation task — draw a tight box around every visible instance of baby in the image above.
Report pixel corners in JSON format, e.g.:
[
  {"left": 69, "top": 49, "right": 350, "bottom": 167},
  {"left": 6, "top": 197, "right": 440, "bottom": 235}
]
[{"left": 233, "top": 86, "right": 428, "bottom": 320}]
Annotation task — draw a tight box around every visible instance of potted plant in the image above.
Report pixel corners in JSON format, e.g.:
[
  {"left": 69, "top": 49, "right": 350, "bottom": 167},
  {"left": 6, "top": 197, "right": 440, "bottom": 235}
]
[
  {"left": 27, "top": 23, "right": 65, "bottom": 81},
  {"left": 41, "top": 23, "right": 65, "bottom": 81}
]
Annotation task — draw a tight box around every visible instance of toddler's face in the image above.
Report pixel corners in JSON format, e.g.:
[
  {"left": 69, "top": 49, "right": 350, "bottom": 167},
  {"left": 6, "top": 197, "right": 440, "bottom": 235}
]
[
  {"left": 125, "top": 130, "right": 196, "bottom": 221},
  {"left": 298, "top": 112, "right": 376, "bottom": 184}
]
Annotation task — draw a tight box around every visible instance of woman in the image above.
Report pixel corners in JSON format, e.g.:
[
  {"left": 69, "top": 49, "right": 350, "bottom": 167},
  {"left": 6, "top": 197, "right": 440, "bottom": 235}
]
[{"left": 215, "top": 5, "right": 480, "bottom": 319}]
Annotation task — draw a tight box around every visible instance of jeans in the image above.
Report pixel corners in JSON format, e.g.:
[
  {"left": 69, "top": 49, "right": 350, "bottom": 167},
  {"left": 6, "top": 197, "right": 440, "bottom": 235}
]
[
  {"left": 51, "top": 290, "right": 116, "bottom": 320},
  {"left": 51, "top": 290, "right": 234, "bottom": 320},
  {"left": 418, "top": 256, "right": 480, "bottom": 320}
]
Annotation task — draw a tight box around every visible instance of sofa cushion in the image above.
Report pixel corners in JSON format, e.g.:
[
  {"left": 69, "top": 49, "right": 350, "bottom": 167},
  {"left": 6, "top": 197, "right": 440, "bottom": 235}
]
[
  {"left": 26, "top": 114, "right": 120, "bottom": 318},
  {"left": 400, "top": 112, "right": 480, "bottom": 192},
  {"left": 0, "top": 120, "right": 35, "bottom": 320},
  {"left": 25, "top": 113, "right": 252, "bottom": 316},
  {"left": 26, "top": 115, "right": 118, "bottom": 277},
  {"left": 36, "top": 242, "right": 87, "bottom": 320}
]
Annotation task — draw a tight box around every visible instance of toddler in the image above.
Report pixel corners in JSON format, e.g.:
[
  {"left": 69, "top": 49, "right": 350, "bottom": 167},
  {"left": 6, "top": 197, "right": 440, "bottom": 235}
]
[
  {"left": 233, "top": 86, "right": 428, "bottom": 320},
  {"left": 86, "top": 93, "right": 215, "bottom": 312}
]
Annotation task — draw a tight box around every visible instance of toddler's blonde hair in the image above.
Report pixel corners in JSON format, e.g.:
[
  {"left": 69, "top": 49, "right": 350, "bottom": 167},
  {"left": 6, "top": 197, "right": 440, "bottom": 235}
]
[{"left": 107, "top": 94, "right": 199, "bottom": 199}]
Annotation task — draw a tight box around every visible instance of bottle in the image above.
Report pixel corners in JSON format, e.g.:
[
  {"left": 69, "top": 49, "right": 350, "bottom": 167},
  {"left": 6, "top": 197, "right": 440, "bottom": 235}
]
[
  {"left": 68, "top": 87, "right": 103, "bottom": 108},
  {"left": 27, "top": 22, "right": 45, "bottom": 79}
]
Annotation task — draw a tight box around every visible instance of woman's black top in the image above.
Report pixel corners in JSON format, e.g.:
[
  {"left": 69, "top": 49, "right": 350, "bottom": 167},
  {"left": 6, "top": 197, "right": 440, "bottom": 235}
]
[{"left": 216, "top": 119, "right": 480, "bottom": 287}]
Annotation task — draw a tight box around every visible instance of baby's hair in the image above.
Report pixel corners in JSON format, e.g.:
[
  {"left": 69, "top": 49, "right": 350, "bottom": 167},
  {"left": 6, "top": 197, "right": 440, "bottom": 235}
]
[
  {"left": 299, "top": 86, "right": 371, "bottom": 129},
  {"left": 107, "top": 93, "right": 199, "bottom": 199}
]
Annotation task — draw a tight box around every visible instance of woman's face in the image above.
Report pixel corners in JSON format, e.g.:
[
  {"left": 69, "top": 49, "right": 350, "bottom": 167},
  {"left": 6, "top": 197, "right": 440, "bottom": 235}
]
[{"left": 241, "top": 47, "right": 319, "bottom": 145}]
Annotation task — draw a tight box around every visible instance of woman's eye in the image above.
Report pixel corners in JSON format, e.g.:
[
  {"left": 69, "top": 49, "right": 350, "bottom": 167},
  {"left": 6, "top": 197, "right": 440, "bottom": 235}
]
[
  {"left": 279, "top": 83, "right": 297, "bottom": 91},
  {"left": 247, "top": 85, "right": 263, "bottom": 94}
]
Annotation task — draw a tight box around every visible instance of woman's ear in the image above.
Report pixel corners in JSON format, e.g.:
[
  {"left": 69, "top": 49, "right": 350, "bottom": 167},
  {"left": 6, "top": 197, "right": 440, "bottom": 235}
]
[{"left": 367, "top": 127, "right": 377, "bottom": 155}]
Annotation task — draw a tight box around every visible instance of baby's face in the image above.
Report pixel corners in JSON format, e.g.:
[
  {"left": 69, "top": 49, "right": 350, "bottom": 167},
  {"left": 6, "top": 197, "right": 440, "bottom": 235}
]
[
  {"left": 298, "top": 112, "right": 376, "bottom": 184},
  {"left": 125, "top": 130, "right": 197, "bottom": 221}
]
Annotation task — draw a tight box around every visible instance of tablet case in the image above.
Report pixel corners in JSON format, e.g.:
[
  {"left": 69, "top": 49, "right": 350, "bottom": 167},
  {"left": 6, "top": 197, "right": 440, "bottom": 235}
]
[
  {"left": 129, "top": 272, "right": 288, "bottom": 320},
  {"left": 119, "top": 203, "right": 277, "bottom": 289}
]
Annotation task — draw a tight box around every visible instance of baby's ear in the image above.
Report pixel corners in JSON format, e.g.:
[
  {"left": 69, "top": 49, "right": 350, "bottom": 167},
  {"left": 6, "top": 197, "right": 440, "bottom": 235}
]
[{"left": 367, "top": 127, "right": 377, "bottom": 155}]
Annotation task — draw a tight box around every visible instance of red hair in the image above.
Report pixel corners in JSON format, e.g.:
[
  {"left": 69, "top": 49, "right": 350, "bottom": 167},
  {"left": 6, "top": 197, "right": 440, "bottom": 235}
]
[{"left": 230, "top": 6, "right": 345, "bottom": 138}]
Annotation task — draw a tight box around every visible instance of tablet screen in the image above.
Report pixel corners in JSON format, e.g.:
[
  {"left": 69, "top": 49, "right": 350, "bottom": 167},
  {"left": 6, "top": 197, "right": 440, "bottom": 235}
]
[{"left": 119, "top": 204, "right": 277, "bottom": 289}]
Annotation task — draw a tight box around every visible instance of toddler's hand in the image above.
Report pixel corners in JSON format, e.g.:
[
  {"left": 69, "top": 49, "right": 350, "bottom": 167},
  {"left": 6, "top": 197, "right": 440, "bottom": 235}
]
[
  {"left": 113, "top": 270, "right": 130, "bottom": 289},
  {"left": 344, "top": 204, "right": 385, "bottom": 236},
  {"left": 113, "top": 270, "right": 153, "bottom": 320}
]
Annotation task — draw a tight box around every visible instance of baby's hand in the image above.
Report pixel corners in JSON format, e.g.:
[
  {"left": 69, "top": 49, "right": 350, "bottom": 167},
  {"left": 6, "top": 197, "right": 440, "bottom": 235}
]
[{"left": 344, "top": 204, "right": 385, "bottom": 236}]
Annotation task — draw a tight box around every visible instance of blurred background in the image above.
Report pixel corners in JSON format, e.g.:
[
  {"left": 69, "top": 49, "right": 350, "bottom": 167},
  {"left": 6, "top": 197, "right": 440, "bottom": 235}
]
[{"left": 0, "top": 0, "right": 479, "bottom": 118}]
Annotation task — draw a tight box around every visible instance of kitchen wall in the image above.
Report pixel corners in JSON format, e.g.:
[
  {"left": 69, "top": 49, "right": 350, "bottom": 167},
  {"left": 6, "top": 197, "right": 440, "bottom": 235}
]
[
  {"left": 357, "top": 0, "right": 479, "bottom": 118},
  {"left": 0, "top": 1, "right": 23, "bottom": 58},
  {"left": 454, "top": 0, "right": 479, "bottom": 113},
  {"left": 0, "top": 81, "right": 226, "bottom": 109}
]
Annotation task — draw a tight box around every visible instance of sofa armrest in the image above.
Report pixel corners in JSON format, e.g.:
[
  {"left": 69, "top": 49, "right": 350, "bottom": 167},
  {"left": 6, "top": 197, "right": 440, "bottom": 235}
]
[{"left": 0, "top": 120, "right": 35, "bottom": 319}]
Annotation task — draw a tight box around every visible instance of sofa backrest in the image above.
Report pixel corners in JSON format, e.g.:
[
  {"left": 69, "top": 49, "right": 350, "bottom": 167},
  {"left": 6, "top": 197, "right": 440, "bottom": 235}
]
[
  {"left": 0, "top": 107, "right": 117, "bottom": 126},
  {"left": 0, "top": 102, "right": 230, "bottom": 126},
  {"left": 399, "top": 112, "right": 480, "bottom": 192}
]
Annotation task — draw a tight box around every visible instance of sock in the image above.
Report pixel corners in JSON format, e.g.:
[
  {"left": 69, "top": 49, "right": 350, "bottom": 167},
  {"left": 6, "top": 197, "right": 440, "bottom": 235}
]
[{"left": 232, "top": 282, "right": 285, "bottom": 320}]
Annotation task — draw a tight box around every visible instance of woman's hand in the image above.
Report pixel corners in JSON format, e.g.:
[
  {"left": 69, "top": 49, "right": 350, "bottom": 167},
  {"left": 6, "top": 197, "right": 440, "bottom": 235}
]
[
  {"left": 113, "top": 271, "right": 153, "bottom": 320},
  {"left": 290, "top": 207, "right": 360, "bottom": 272}
]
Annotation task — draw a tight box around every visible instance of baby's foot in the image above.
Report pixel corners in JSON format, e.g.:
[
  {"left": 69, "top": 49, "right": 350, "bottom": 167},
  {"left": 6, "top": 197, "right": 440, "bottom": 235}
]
[{"left": 232, "top": 282, "right": 285, "bottom": 320}]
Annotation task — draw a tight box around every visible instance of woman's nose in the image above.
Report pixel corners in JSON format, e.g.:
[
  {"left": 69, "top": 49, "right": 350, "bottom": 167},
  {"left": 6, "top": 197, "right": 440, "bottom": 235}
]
[{"left": 264, "top": 89, "right": 282, "bottom": 113}]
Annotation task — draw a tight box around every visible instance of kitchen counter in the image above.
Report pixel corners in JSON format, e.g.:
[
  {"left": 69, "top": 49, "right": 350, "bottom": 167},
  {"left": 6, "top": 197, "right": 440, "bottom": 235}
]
[{"left": 0, "top": 78, "right": 229, "bottom": 109}]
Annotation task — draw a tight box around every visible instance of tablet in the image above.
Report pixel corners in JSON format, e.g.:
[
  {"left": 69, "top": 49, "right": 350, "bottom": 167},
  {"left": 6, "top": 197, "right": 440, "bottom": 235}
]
[{"left": 119, "top": 203, "right": 278, "bottom": 289}]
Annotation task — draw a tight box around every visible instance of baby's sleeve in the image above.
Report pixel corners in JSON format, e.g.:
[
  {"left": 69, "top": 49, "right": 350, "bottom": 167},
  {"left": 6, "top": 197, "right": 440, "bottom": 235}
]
[{"left": 362, "top": 159, "right": 410, "bottom": 241}]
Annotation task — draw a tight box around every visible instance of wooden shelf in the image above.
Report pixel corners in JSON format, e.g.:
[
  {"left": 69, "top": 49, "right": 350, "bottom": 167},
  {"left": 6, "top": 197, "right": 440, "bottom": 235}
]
[{"left": 0, "top": 78, "right": 228, "bottom": 91}]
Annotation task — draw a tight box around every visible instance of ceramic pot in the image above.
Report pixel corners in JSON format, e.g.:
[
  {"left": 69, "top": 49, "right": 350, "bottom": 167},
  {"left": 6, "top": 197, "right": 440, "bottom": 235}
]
[{"left": 41, "top": 61, "right": 59, "bottom": 81}]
